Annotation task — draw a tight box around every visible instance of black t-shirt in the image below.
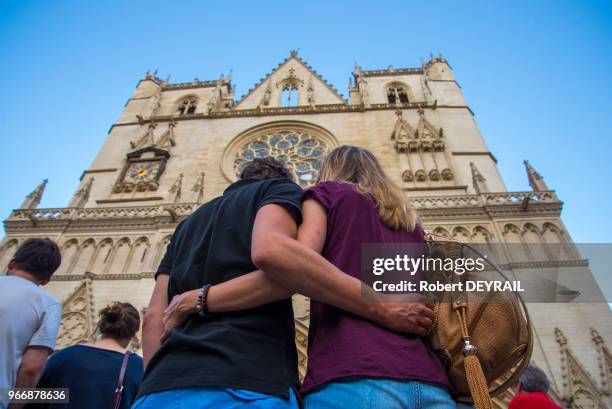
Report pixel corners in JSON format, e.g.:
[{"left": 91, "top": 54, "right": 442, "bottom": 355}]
[
  {"left": 138, "top": 178, "right": 303, "bottom": 399},
  {"left": 26, "top": 345, "right": 143, "bottom": 409}
]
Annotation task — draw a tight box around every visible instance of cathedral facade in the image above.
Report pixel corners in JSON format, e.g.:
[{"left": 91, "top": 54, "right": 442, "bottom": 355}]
[{"left": 2, "top": 51, "right": 611, "bottom": 408}]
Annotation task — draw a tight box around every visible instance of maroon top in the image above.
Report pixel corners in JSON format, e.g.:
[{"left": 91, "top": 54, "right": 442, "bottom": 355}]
[{"left": 301, "top": 181, "right": 450, "bottom": 394}]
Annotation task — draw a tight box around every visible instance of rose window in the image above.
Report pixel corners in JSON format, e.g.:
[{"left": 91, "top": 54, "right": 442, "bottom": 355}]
[{"left": 234, "top": 130, "right": 328, "bottom": 186}]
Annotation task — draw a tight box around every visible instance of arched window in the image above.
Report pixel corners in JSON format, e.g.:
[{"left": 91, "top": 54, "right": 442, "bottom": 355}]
[
  {"left": 177, "top": 97, "right": 197, "bottom": 115},
  {"left": 386, "top": 84, "right": 409, "bottom": 105},
  {"left": 281, "top": 83, "right": 299, "bottom": 107}
]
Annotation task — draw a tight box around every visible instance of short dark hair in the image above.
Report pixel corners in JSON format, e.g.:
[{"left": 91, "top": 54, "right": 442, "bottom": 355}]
[
  {"left": 239, "top": 157, "right": 293, "bottom": 181},
  {"left": 520, "top": 365, "right": 550, "bottom": 393},
  {"left": 13, "top": 238, "right": 61, "bottom": 281},
  {"left": 96, "top": 302, "right": 141, "bottom": 342}
]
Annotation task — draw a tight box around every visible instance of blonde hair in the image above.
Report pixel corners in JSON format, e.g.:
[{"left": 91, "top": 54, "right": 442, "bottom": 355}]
[{"left": 316, "top": 145, "right": 417, "bottom": 232}]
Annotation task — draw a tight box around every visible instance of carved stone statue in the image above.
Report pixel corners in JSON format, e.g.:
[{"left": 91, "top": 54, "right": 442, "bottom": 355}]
[
  {"left": 307, "top": 76, "right": 315, "bottom": 108},
  {"left": 260, "top": 79, "right": 272, "bottom": 107}
]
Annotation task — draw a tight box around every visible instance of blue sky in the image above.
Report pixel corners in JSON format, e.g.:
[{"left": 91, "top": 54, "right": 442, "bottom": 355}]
[{"left": 0, "top": 0, "right": 611, "bottom": 245}]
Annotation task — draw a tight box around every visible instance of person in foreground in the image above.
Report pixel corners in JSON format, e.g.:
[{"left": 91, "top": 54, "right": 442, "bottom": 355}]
[
  {"left": 26, "top": 302, "right": 144, "bottom": 409},
  {"left": 0, "top": 238, "right": 62, "bottom": 409},
  {"left": 138, "top": 157, "right": 435, "bottom": 408},
  {"left": 135, "top": 157, "right": 304, "bottom": 408},
  {"left": 508, "top": 365, "right": 561, "bottom": 409},
  {"left": 297, "top": 146, "right": 454, "bottom": 409}
]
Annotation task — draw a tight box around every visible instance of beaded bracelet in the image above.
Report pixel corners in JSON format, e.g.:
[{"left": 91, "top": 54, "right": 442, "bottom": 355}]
[{"left": 196, "top": 284, "right": 211, "bottom": 318}]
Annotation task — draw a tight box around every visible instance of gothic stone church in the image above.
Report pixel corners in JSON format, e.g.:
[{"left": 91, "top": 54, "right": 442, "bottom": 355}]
[{"left": 2, "top": 51, "right": 611, "bottom": 408}]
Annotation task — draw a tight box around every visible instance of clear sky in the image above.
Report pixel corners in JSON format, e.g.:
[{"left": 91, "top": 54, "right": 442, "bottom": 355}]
[{"left": 0, "top": 0, "right": 611, "bottom": 245}]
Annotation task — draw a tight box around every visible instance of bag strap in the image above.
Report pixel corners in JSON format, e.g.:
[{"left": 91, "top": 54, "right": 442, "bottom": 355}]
[{"left": 112, "top": 351, "right": 131, "bottom": 409}]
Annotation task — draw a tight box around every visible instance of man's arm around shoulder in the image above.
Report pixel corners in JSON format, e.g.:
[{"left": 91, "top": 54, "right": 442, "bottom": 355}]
[{"left": 252, "top": 198, "right": 434, "bottom": 336}]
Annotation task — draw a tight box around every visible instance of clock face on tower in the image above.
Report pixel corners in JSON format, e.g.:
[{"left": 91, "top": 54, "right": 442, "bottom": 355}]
[
  {"left": 113, "top": 147, "right": 170, "bottom": 193},
  {"left": 125, "top": 161, "right": 161, "bottom": 184}
]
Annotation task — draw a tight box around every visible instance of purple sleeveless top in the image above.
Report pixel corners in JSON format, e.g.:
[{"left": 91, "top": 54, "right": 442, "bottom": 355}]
[{"left": 300, "top": 181, "right": 450, "bottom": 394}]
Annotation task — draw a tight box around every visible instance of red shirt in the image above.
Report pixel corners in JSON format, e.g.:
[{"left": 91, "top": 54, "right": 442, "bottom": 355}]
[{"left": 509, "top": 392, "right": 562, "bottom": 409}]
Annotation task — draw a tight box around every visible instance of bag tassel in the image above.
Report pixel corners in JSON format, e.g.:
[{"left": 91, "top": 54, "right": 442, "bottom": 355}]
[{"left": 456, "top": 308, "right": 493, "bottom": 409}]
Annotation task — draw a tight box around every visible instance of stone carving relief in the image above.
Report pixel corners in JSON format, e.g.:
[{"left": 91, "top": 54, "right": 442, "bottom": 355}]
[
  {"left": 470, "top": 162, "right": 489, "bottom": 194},
  {"left": 306, "top": 76, "right": 315, "bottom": 108},
  {"left": 591, "top": 328, "right": 612, "bottom": 397},
  {"left": 56, "top": 275, "right": 95, "bottom": 349},
  {"left": 259, "top": 79, "right": 273, "bottom": 107},
  {"left": 130, "top": 121, "right": 177, "bottom": 150},
  {"left": 0, "top": 239, "right": 19, "bottom": 274},
  {"left": 53, "top": 236, "right": 153, "bottom": 276},
  {"left": 207, "top": 79, "right": 223, "bottom": 114},
  {"left": 141, "top": 85, "right": 162, "bottom": 119},
  {"left": 168, "top": 173, "right": 183, "bottom": 203},
  {"left": 56, "top": 239, "right": 79, "bottom": 275},
  {"left": 191, "top": 172, "right": 205, "bottom": 203},
  {"left": 391, "top": 110, "right": 454, "bottom": 184},
  {"left": 555, "top": 328, "right": 609, "bottom": 408},
  {"left": 69, "top": 177, "right": 94, "bottom": 208}
]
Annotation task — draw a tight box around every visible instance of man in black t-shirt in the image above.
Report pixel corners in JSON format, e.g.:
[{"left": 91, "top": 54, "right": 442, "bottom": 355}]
[{"left": 137, "top": 157, "right": 302, "bottom": 408}]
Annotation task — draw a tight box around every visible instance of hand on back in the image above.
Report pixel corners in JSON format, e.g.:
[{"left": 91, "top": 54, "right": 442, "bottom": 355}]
[{"left": 371, "top": 293, "right": 434, "bottom": 336}]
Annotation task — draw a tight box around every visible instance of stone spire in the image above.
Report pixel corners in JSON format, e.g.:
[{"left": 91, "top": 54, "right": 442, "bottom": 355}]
[
  {"left": 191, "top": 172, "right": 205, "bottom": 203},
  {"left": 168, "top": 173, "right": 183, "bottom": 203},
  {"left": 524, "top": 160, "right": 548, "bottom": 192},
  {"left": 21, "top": 179, "right": 48, "bottom": 209},
  {"left": 469, "top": 162, "right": 489, "bottom": 194},
  {"left": 69, "top": 177, "right": 94, "bottom": 208}
]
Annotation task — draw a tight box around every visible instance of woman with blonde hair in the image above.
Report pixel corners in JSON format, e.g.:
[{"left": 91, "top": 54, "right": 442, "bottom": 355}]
[{"left": 298, "top": 146, "right": 454, "bottom": 408}]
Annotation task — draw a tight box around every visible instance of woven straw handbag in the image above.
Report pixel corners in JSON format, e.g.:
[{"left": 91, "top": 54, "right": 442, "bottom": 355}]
[{"left": 423, "top": 233, "right": 533, "bottom": 409}]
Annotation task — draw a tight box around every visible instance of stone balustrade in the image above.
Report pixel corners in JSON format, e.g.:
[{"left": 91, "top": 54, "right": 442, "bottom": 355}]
[
  {"left": 7, "top": 191, "right": 560, "bottom": 223},
  {"left": 408, "top": 190, "right": 559, "bottom": 209},
  {"left": 7, "top": 203, "right": 200, "bottom": 222}
]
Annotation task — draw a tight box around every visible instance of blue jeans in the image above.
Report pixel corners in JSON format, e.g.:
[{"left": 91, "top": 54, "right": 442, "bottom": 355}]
[
  {"left": 303, "top": 378, "right": 457, "bottom": 409},
  {"left": 132, "top": 386, "right": 298, "bottom": 409}
]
